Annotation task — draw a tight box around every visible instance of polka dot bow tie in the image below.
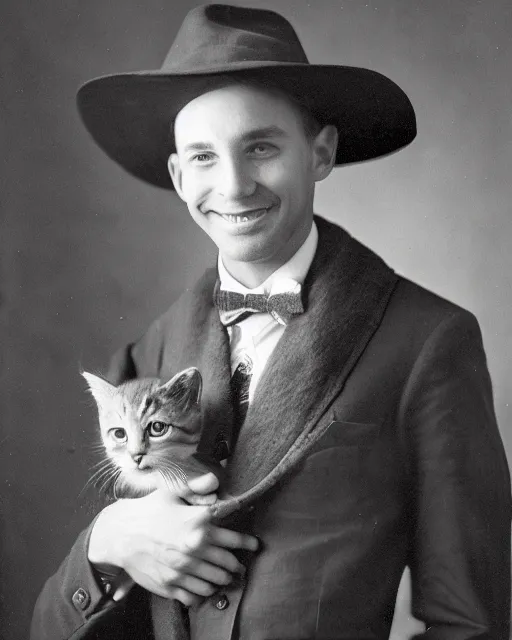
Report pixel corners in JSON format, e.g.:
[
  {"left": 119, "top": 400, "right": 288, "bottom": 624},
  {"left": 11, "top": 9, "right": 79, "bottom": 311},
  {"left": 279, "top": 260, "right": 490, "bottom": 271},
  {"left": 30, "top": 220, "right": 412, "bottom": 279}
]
[{"left": 213, "top": 279, "right": 304, "bottom": 327}]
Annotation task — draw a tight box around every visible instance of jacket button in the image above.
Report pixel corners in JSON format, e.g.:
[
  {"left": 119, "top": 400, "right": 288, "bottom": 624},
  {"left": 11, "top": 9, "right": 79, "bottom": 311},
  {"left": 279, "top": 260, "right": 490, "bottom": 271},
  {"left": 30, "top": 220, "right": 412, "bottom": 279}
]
[
  {"left": 214, "top": 594, "right": 229, "bottom": 610},
  {"left": 72, "top": 587, "right": 90, "bottom": 611}
]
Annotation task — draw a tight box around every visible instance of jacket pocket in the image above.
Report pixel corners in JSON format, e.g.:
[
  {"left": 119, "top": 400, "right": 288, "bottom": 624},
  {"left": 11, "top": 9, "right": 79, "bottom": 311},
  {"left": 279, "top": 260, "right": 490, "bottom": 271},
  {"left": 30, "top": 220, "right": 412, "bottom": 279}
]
[
  {"left": 263, "top": 421, "right": 380, "bottom": 521},
  {"left": 305, "top": 420, "right": 379, "bottom": 461}
]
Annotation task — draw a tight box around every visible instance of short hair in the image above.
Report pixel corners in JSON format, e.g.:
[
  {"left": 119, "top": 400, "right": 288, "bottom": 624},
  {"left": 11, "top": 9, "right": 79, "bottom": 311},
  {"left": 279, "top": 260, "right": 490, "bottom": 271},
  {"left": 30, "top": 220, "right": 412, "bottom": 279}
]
[{"left": 170, "top": 75, "right": 323, "bottom": 145}]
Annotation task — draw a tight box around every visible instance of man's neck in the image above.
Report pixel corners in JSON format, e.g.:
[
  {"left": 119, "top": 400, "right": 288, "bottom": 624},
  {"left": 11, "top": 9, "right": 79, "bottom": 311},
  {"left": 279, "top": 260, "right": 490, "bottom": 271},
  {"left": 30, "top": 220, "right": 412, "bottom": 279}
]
[
  {"left": 220, "top": 220, "right": 317, "bottom": 290},
  {"left": 221, "top": 260, "right": 284, "bottom": 289}
]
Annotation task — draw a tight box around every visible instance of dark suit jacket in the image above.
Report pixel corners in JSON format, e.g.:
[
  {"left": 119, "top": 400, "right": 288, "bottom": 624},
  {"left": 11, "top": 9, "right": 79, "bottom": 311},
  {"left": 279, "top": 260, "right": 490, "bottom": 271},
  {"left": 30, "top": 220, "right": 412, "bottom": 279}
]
[{"left": 31, "top": 216, "right": 511, "bottom": 640}]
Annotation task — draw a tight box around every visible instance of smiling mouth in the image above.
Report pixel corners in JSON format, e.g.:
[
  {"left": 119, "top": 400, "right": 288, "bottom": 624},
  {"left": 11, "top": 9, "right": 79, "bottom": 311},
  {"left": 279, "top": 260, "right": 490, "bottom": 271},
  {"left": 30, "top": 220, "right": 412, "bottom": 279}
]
[{"left": 216, "top": 207, "right": 271, "bottom": 224}]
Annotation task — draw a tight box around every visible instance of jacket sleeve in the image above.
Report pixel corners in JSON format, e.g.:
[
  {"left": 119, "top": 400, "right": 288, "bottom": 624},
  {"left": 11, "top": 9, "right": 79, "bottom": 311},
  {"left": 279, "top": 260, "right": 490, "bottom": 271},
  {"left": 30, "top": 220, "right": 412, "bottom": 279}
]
[
  {"left": 400, "top": 310, "right": 511, "bottom": 639},
  {"left": 106, "top": 310, "right": 171, "bottom": 384},
  {"left": 30, "top": 523, "right": 151, "bottom": 640},
  {"left": 30, "top": 524, "right": 121, "bottom": 640},
  {"left": 106, "top": 342, "right": 138, "bottom": 385}
]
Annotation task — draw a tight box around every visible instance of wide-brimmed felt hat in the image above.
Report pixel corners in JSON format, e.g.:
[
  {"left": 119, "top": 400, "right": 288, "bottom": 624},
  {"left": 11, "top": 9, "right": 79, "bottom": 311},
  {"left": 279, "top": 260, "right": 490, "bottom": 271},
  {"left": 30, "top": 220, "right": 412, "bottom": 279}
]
[{"left": 77, "top": 3, "right": 416, "bottom": 190}]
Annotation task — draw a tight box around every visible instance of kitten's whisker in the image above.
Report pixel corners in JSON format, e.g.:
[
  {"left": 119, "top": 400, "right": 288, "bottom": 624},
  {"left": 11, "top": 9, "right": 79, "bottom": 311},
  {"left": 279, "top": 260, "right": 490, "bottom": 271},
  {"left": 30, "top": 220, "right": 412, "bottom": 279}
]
[
  {"left": 157, "top": 468, "right": 173, "bottom": 492},
  {"left": 162, "top": 465, "right": 185, "bottom": 488},
  {"left": 80, "top": 460, "right": 115, "bottom": 495},
  {"left": 87, "top": 460, "right": 114, "bottom": 480},
  {"left": 87, "top": 464, "right": 117, "bottom": 490},
  {"left": 99, "top": 468, "right": 122, "bottom": 495},
  {"left": 108, "top": 469, "right": 123, "bottom": 494},
  {"left": 92, "top": 468, "right": 116, "bottom": 487},
  {"left": 113, "top": 471, "right": 129, "bottom": 500},
  {"left": 158, "top": 469, "right": 173, "bottom": 492},
  {"left": 113, "top": 476, "right": 121, "bottom": 500},
  {"left": 87, "top": 447, "right": 107, "bottom": 455},
  {"left": 88, "top": 458, "right": 111, "bottom": 470},
  {"left": 159, "top": 468, "right": 181, "bottom": 493},
  {"left": 86, "top": 442, "right": 107, "bottom": 449},
  {"left": 160, "top": 465, "right": 188, "bottom": 493},
  {"left": 165, "top": 461, "right": 189, "bottom": 485}
]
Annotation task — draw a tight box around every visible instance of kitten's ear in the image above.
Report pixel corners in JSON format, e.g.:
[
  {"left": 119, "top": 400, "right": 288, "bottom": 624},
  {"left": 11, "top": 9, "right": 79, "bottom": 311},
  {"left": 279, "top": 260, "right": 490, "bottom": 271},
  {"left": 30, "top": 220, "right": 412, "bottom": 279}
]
[
  {"left": 156, "top": 367, "right": 202, "bottom": 411},
  {"left": 82, "top": 372, "right": 116, "bottom": 410}
]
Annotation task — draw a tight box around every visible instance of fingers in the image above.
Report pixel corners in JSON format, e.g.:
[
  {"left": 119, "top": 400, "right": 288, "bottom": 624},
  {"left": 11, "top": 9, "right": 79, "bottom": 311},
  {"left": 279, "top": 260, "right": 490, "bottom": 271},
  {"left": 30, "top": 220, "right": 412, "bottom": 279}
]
[
  {"left": 187, "top": 472, "right": 219, "bottom": 495},
  {"left": 123, "top": 538, "right": 255, "bottom": 605},
  {"left": 169, "top": 588, "right": 204, "bottom": 608},
  {"left": 196, "top": 544, "right": 246, "bottom": 575},
  {"left": 171, "top": 572, "right": 219, "bottom": 597},
  {"left": 208, "top": 525, "right": 259, "bottom": 552},
  {"left": 180, "top": 523, "right": 258, "bottom": 562},
  {"left": 176, "top": 551, "right": 240, "bottom": 585},
  {"left": 128, "top": 558, "right": 229, "bottom": 604},
  {"left": 186, "top": 492, "right": 217, "bottom": 506},
  {"left": 107, "top": 488, "right": 259, "bottom": 606},
  {"left": 131, "top": 569, "right": 205, "bottom": 607},
  {"left": 154, "top": 555, "right": 239, "bottom": 602},
  {"left": 179, "top": 532, "right": 251, "bottom": 574},
  {"left": 112, "top": 575, "right": 135, "bottom": 602}
]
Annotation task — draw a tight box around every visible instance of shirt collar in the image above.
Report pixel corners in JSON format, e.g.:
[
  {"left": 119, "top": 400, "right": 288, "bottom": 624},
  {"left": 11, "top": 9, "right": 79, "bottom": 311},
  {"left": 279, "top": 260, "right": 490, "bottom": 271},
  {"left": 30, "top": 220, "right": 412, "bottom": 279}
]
[{"left": 218, "top": 221, "right": 318, "bottom": 295}]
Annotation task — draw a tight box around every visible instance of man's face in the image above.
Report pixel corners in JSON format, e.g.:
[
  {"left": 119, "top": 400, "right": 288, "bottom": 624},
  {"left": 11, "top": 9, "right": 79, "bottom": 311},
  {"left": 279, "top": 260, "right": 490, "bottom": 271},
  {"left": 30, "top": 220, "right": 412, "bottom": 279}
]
[{"left": 169, "top": 84, "right": 336, "bottom": 275}]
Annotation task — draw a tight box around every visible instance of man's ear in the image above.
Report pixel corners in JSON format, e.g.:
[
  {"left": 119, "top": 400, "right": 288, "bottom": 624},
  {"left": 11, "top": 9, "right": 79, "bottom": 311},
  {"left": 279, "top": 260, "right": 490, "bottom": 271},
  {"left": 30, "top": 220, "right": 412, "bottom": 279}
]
[
  {"left": 168, "top": 153, "right": 186, "bottom": 200},
  {"left": 311, "top": 125, "right": 338, "bottom": 183}
]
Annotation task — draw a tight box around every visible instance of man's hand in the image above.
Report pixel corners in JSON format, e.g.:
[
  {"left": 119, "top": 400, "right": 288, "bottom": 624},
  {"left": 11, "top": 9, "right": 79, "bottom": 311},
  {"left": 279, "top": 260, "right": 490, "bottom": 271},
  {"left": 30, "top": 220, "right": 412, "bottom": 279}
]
[{"left": 88, "top": 472, "right": 258, "bottom": 606}]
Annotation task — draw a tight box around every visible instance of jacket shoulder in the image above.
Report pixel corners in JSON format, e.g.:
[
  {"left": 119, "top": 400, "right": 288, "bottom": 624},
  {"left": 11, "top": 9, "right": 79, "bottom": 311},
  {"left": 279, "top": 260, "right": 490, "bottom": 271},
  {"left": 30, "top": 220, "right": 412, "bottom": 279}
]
[
  {"left": 378, "top": 276, "right": 484, "bottom": 368},
  {"left": 110, "top": 267, "right": 217, "bottom": 381},
  {"left": 315, "top": 216, "right": 475, "bottom": 333},
  {"left": 391, "top": 276, "right": 477, "bottom": 329}
]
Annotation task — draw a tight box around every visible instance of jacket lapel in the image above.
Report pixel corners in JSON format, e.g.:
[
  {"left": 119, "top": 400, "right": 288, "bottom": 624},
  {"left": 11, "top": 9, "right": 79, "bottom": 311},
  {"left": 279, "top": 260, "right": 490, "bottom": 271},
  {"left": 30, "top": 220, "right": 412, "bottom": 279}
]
[
  {"left": 157, "top": 217, "right": 397, "bottom": 516},
  {"left": 148, "top": 218, "right": 397, "bottom": 636},
  {"left": 220, "top": 216, "right": 398, "bottom": 500},
  {"left": 160, "top": 270, "right": 236, "bottom": 462}
]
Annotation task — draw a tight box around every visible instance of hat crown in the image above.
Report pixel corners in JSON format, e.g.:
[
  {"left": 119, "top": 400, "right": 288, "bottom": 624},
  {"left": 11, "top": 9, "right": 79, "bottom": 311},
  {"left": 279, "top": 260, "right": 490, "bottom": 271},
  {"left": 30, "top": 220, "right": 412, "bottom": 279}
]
[
  {"left": 162, "top": 4, "right": 309, "bottom": 72},
  {"left": 77, "top": 3, "right": 416, "bottom": 189}
]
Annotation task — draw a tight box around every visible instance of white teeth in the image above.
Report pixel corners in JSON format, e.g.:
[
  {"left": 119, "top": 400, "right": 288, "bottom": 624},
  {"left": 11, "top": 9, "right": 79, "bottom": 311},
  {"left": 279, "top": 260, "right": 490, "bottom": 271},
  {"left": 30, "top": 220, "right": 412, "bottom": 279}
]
[{"left": 221, "top": 209, "right": 268, "bottom": 224}]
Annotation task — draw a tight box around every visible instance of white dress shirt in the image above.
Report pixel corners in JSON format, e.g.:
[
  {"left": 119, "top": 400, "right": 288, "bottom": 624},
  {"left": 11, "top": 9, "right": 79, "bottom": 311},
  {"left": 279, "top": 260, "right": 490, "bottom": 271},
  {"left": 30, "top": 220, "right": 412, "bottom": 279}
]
[{"left": 218, "top": 221, "right": 318, "bottom": 401}]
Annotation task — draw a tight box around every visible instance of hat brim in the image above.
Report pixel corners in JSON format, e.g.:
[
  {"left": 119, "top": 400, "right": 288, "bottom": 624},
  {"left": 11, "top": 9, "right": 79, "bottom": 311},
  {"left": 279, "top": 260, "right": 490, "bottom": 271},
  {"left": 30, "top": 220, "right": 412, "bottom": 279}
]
[{"left": 77, "top": 63, "right": 416, "bottom": 189}]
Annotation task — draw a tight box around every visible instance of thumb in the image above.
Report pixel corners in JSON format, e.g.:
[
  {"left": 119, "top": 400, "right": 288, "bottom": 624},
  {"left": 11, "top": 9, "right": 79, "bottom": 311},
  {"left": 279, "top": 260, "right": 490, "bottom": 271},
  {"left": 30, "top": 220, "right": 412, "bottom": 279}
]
[{"left": 187, "top": 472, "right": 219, "bottom": 495}]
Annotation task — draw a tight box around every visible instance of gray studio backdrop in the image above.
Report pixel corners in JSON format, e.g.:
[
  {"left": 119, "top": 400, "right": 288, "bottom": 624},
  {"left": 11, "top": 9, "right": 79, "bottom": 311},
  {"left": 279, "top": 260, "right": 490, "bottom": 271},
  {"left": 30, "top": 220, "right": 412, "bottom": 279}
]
[{"left": 2, "top": 1, "right": 511, "bottom": 639}]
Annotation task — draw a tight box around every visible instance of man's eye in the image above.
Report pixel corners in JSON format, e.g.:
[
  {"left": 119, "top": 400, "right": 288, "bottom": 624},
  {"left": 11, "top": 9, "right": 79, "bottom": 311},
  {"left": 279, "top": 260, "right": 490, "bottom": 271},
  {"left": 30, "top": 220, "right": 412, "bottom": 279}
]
[
  {"left": 249, "top": 143, "right": 276, "bottom": 157},
  {"left": 110, "top": 428, "right": 127, "bottom": 442},
  {"left": 191, "top": 153, "right": 213, "bottom": 163},
  {"left": 147, "top": 421, "right": 171, "bottom": 437}
]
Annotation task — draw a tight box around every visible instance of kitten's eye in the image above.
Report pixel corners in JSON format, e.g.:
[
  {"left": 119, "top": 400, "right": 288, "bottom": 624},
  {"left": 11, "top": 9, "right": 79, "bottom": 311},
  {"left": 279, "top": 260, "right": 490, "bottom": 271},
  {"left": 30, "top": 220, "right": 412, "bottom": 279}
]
[
  {"left": 109, "top": 428, "right": 127, "bottom": 442},
  {"left": 148, "top": 421, "right": 170, "bottom": 437}
]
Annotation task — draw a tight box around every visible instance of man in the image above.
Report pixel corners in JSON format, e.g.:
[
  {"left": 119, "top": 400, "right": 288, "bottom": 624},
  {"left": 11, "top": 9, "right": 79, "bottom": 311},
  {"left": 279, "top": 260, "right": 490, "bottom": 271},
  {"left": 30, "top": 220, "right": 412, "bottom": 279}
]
[{"left": 31, "top": 4, "right": 511, "bottom": 640}]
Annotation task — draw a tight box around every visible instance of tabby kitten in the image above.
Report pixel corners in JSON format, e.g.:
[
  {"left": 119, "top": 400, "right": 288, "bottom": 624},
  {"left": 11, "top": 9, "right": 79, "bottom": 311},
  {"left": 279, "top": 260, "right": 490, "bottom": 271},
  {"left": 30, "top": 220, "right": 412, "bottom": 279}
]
[{"left": 83, "top": 367, "right": 212, "bottom": 500}]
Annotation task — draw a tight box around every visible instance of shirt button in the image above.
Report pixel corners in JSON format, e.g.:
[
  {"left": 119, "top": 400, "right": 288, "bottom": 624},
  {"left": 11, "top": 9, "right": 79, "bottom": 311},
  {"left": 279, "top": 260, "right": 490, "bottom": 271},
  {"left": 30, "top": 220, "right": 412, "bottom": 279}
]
[
  {"left": 72, "top": 587, "right": 90, "bottom": 611},
  {"left": 214, "top": 594, "right": 229, "bottom": 610}
]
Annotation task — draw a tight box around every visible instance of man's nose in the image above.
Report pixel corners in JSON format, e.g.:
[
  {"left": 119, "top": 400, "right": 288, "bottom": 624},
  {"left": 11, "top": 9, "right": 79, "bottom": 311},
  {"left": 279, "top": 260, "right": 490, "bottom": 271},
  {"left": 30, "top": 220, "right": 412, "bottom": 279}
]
[{"left": 218, "top": 158, "right": 255, "bottom": 199}]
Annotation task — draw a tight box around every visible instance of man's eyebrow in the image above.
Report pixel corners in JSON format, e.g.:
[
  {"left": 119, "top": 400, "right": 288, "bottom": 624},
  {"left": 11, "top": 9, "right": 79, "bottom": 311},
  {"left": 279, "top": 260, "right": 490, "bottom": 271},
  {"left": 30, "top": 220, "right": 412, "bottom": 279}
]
[
  {"left": 243, "top": 126, "right": 288, "bottom": 141},
  {"left": 182, "top": 126, "right": 287, "bottom": 152},
  {"left": 183, "top": 142, "right": 214, "bottom": 152}
]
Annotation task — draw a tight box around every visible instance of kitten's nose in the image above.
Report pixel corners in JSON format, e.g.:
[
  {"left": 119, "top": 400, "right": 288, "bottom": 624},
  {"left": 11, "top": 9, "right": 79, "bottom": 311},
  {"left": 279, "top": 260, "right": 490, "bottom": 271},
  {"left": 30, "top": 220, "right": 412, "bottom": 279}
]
[{"left": 133, "top": 454, "right": 144, "bottom": 465}]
